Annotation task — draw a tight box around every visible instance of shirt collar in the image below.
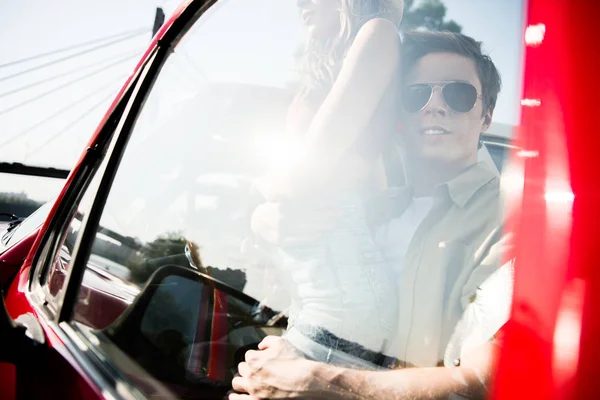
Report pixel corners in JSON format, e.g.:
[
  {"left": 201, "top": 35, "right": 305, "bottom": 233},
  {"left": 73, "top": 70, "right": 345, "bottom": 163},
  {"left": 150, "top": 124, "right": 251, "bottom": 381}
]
[{"left": 441, "top": 162, "right": 498, "bottom": 208}]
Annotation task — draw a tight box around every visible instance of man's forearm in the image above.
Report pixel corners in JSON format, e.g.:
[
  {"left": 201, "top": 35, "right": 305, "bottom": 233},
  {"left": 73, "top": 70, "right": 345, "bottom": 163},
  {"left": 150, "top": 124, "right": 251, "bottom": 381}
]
[{"left": 313, "top": 363, "right": 488, "bottom": 400}]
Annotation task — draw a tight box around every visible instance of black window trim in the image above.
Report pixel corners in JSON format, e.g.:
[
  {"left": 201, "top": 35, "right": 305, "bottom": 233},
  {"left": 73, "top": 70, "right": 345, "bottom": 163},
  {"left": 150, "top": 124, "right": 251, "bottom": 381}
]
[{"left": 28, "top": 91, "right": 140, "bottom": 320}]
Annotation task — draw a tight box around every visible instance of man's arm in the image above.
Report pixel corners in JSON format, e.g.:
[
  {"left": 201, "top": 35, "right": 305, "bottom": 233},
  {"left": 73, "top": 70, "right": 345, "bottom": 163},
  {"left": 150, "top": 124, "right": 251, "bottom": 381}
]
[
  {"left": 320, "top": 359, "right": 490, "bottom": 400},
  {"left": 230, "top": 336, "right": 495, "bottom": 400},
  {"left": 231, "top": 232, "right": 513, "bottom": 400}
]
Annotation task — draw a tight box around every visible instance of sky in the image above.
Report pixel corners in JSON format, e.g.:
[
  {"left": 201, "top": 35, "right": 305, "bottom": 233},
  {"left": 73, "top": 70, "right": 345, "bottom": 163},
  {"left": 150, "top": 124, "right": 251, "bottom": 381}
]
[{"left": 0, "top": 0, "right": 525, "bottom": 202}]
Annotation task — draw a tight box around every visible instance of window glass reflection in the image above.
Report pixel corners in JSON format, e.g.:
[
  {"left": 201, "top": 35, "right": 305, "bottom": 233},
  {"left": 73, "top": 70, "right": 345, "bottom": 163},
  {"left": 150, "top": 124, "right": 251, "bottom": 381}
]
[{"left": 70, "top": 0, "right": 525, "bottom": 398}]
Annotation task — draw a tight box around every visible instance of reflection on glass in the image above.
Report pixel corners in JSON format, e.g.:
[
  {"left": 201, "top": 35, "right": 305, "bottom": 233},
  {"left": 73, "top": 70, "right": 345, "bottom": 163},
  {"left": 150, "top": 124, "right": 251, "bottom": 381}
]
[
  {"left": 71, "top": 0, "right": 527, "bottom": 398},
  {"left": 525, "top": 23, "right": 546, "bottom": 46},
  {"left": 101, "top": 266, "right": 285, "bottom": 398},
  {"left": 552, "top": 278, "right": 585, "bottom": 388},
  {"left": 544, "top": 190, "right": 575, "bottom": 205},
  {"left": 521, "top": 98, "right": 542, "bottom": 107}
]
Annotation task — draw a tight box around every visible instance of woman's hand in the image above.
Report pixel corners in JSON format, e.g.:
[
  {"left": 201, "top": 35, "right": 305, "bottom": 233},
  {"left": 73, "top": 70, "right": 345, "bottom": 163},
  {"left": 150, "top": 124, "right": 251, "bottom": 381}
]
[{"left": 230, "top": 336, "right": 327, "bottom": 399}]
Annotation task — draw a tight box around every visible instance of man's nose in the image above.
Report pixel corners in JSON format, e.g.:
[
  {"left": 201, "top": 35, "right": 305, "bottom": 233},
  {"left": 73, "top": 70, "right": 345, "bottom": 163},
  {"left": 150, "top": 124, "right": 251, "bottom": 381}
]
[{"left": 423, "top": 87, "right": 448, "bottom": 116}]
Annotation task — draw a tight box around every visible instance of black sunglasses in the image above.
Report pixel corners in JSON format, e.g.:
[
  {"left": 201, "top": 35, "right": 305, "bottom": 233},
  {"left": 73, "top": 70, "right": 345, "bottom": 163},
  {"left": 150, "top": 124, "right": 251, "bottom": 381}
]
[{"left": 402, "top": 82, "right": 482, "bottom": 113}]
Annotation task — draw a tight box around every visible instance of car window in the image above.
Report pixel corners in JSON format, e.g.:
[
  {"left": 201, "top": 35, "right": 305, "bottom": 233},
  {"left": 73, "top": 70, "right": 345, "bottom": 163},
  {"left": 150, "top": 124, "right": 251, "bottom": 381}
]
[
  {"left": 33, "top": 65, "right": 146, "bottom": 316},
  {"left": 67, "top": 0, "right": 525, "bottom": 398},
  {"left": 0, "top": 200, "right": 53, "bottom": 254},
  {"left": 39, "top": 170, "right": 110, "bottom": 314},
  {"left": 486, "top": 142, "right": 507, "bottom": 171},
  {"left": 484, "top": 139, "right": 518, "bottom": 173}
]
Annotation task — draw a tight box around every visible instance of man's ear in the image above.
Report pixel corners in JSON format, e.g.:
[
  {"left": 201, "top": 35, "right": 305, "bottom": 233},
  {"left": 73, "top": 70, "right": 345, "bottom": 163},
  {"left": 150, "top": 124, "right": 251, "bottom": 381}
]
[{"left": 481, "top": 108, "right": 493, "bottom": 132}]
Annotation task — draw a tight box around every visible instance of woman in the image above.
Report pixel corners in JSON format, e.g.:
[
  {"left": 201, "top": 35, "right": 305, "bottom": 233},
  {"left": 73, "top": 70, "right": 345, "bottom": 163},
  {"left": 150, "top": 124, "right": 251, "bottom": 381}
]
[{"left": 253, "top": 0, "right": 404, "bottom": 368}]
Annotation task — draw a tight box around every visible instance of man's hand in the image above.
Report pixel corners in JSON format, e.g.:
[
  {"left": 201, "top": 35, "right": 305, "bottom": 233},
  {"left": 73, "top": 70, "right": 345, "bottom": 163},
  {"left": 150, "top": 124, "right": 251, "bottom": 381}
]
[
  {"left": 228, "top": 336, "right": 495, "bottom": 400},
  {"left": 230, "top": 336, "right": 326, "bottom": 399},
  {"left": 250, "top": 202, "right": 341, "bottom": 247}
]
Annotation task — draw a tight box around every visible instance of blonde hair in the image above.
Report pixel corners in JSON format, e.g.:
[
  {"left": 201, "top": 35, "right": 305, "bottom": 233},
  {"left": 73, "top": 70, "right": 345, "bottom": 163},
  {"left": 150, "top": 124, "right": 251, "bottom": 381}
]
[{"left": 298, "top": 0, "right": 381, "bottom": 106}]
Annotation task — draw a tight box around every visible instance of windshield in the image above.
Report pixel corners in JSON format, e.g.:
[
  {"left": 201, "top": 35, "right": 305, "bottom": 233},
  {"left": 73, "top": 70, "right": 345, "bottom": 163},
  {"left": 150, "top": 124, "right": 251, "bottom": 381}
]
[{"left": 0, "top": 200, "right": 53, "bottom": 254}]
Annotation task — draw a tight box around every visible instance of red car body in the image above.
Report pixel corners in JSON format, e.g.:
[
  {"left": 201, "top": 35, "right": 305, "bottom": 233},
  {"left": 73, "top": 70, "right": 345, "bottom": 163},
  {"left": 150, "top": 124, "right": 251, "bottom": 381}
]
[{"left": 1, "top": 0, "right": 599, "bottom": 398}]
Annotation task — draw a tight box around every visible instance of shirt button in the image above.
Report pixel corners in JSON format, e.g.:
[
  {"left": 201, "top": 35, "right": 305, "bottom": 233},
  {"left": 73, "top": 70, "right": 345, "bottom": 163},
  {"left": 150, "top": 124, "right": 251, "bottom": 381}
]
[{"left": 453, "top": 359, "right": 461, "bottom": 366}]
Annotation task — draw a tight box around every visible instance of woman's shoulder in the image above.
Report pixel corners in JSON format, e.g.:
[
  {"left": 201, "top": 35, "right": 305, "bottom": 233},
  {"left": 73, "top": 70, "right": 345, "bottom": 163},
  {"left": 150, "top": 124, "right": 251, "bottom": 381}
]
[
  {"left": 348, "top": 17, "right": 401, "bottom": 62},
  {"left": 356, "top": 17, "right": 401, "bottom": 43}
]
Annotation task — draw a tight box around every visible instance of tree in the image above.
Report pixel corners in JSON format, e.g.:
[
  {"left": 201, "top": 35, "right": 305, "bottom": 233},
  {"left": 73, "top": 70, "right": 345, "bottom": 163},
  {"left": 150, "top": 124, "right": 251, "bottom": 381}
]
[
  {"left": 127, "top": 232, "right": 188, "bottom": 284},
  {"left": 0, "top": 192, "right": 43, "bottom": 219},
  {"left": 400, "top": 0, "right": 462, "bottom": 33},
  {"left": 127, "top": 232, "right": 247, "bottom": 291}
]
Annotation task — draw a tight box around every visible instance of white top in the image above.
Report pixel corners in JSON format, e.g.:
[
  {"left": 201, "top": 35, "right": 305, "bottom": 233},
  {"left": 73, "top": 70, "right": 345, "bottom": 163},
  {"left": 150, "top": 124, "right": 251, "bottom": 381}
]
[
  {"left": 374, "top": 195, "right": 433, "bottom": 358},
  {"left": 375, "top": 195, "right": 433, "bottom": 280}
]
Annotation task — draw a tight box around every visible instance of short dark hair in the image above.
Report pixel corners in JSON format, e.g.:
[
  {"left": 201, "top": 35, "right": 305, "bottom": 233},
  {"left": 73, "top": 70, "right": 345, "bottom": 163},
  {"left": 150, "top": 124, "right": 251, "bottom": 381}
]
[{"left": 401, "top": 31, "right": 502, "bottom": 115}]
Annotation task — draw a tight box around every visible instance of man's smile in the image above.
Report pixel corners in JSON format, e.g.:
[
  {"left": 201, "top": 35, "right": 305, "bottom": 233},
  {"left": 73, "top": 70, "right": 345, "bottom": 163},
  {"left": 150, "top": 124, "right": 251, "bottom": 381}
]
[{"left": 421, "top": 126, "right": 451, "bottom": 135}]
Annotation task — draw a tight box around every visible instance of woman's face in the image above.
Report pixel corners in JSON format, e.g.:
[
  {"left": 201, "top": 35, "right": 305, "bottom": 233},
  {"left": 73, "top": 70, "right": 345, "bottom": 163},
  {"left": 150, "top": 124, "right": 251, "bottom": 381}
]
[{"left": 297, "top": 0, "right": 341, "bottom": 39}]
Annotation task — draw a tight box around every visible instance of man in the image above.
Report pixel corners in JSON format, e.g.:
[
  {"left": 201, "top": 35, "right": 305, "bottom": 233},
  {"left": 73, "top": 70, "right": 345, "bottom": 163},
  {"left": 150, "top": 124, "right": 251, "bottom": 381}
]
[{"left": 231, "top": 31, "right": 512, "bottom": 399}]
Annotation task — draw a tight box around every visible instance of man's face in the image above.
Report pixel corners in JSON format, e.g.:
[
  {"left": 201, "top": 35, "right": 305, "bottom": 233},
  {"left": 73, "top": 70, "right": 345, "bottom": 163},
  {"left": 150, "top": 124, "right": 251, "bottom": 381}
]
[{"left": 400, "top": 52, "right": 492, "bottom": 167}]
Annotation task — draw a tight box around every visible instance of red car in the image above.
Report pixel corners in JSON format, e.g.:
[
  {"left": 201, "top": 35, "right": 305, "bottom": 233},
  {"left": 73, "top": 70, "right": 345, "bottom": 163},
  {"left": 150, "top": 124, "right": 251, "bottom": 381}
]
[{"left": 1, "top": 0, "right": 599, "bottom": 399}]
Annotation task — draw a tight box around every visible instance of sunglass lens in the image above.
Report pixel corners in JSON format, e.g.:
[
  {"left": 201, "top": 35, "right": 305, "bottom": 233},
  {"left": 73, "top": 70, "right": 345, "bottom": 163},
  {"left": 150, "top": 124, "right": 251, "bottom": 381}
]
[
  {"left": 402, "top": 84, "right": 432, "bottom": 113},
  {"left": 443, "top": 82, "right": 478, "bottom": 112}
]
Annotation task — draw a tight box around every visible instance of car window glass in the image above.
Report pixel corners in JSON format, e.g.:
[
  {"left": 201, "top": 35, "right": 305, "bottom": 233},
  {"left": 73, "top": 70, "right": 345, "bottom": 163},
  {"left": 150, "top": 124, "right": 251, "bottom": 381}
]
[
  {"left": 0, "top": 200, "right": 54, "bottom": 253},
  {"left": 41, "top": 171, "right": 107, "bottom": 313},
  {"left": 485, "top": 141, "right": 510, "bottom": 172},
  {"left": 69, "top": 0, "right": 525, "bottom": 397}
]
